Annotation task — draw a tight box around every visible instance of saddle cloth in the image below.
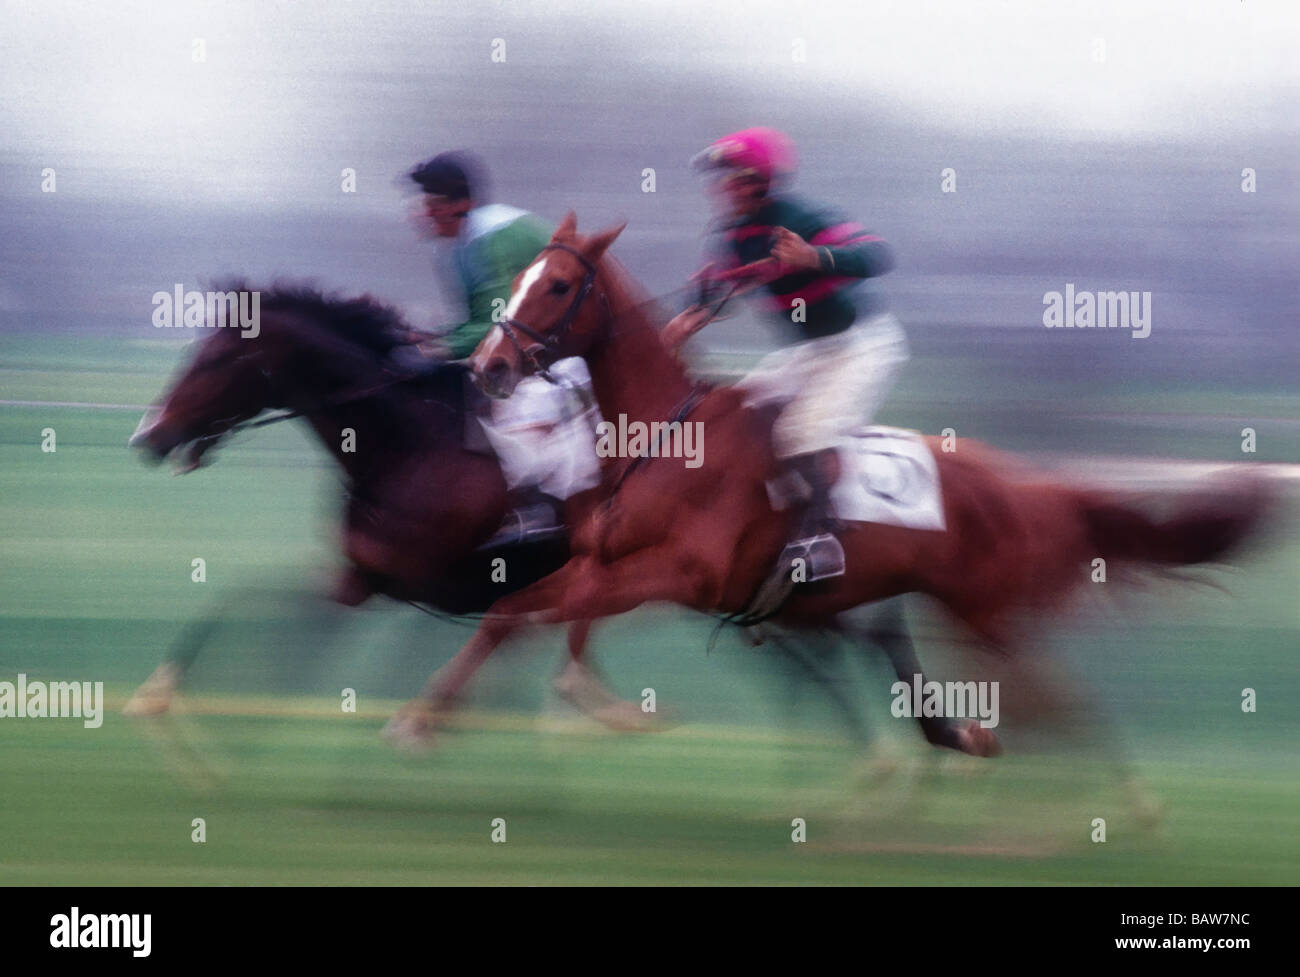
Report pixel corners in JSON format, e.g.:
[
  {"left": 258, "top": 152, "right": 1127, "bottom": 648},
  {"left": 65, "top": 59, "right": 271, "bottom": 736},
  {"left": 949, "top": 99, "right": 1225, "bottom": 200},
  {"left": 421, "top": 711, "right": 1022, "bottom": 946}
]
[{"left": 829, "top": 426, "right": 946, "bottom": 531}]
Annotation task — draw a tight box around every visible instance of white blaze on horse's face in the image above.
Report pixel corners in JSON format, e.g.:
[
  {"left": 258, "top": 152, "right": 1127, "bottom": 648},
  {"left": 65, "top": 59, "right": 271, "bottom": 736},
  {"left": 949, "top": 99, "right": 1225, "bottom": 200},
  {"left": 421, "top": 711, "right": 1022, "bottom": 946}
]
[
  {"left": 473, "top": 254, "right": 550, "bottom": 397},
  {"left": 504, "top": 255, "right": 549, "bottom": 323}
]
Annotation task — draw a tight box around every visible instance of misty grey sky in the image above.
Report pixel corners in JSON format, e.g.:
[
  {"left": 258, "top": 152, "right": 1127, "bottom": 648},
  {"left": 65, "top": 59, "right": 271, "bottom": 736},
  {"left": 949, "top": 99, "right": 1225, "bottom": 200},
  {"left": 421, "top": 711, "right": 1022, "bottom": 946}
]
[
  {"left": 3, "top": 0, "right": 1296, "bottom": 215},
  {"left": 1, "top": 0, "right": 1295, "bottom": 391}
]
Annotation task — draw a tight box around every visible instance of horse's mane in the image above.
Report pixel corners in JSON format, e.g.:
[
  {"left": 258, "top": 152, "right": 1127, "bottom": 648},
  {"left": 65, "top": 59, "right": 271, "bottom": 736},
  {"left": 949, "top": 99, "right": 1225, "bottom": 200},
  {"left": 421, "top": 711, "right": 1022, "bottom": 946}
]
[
  {"left": 594, "top": 254, "right": 727, "bottom": 402},
  {"left": 212, "top": 278, "right": 411, "bottom": 357},
  {"left": 208, "top": 279, "right": 468, "bottom": 431},
  {"left": 597, "top": 256, "right": 670, "bottom": 335}
]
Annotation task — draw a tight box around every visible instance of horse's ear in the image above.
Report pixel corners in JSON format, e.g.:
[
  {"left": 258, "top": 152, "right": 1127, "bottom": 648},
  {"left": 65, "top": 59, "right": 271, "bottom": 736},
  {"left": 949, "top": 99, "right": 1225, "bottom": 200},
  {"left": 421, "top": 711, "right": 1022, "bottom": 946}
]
[
  {"left": 582, "top": 220, "right": 627, "bottom": 263},
  {"left": 553, "top": 211, "right": 578, "bottom": 242}
]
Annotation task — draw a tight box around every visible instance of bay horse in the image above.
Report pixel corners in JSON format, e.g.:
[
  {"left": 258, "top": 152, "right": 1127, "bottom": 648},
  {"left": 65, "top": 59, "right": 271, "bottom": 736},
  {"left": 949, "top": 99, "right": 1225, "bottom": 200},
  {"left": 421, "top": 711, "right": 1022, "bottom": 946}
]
[
  {"left": 124, "top": 283, "right": 640, "bottom": 726},
  {"left": 385, "top": 214, "right": 1272, "bottom": 754}
]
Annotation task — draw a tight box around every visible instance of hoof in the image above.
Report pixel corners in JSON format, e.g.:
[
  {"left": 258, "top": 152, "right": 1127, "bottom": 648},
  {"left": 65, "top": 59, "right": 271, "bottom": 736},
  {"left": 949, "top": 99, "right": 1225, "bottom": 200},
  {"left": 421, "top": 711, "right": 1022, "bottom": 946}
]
[
  {"left": 590, "top": 700, "right": 666, "bottom": 733},
  {"left": 1124, "top": 778, "right": 1164, "bottom": 829},
  {"left": 122, "top": 663, "right": 183, "bottom": 717},
  {"left": 554, "top": 662, "right": 666, "bottom": 732},
  {"left": 853, "top": 748, "right": 904, "bottom": 784},
  {"left": 955, "top": 720, "right": 1002, "bottom": 758},
  {"left": 381, "top": 701, "right": 446, "bottom": 752}
]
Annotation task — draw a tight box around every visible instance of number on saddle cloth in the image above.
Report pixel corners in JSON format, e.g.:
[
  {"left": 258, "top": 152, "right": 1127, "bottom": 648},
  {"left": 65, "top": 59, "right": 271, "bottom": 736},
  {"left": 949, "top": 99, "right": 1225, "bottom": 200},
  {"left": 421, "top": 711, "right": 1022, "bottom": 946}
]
[{"left": 829, "top": 428, "right": 946, "bottom": 532}]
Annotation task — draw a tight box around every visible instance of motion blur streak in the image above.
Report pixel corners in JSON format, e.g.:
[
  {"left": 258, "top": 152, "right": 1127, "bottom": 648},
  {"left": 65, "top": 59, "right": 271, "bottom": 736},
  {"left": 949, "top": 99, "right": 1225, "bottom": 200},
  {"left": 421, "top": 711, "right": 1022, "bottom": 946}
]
[{"left": 0, "top": 1, "right": 1296, "bottom": 885}]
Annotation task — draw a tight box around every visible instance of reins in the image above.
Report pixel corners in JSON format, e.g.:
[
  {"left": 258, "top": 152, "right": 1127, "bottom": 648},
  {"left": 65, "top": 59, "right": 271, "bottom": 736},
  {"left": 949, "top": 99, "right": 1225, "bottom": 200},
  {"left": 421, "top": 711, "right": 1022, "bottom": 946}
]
[
  {"left": 495, "top": 246, "right": 780, "bottom": 510},
  {"left": 603, "top": 384, "right": 709, "bottom": 504},
  {"left": 198, "top": 249, "right": 762, "bottom": 460}
]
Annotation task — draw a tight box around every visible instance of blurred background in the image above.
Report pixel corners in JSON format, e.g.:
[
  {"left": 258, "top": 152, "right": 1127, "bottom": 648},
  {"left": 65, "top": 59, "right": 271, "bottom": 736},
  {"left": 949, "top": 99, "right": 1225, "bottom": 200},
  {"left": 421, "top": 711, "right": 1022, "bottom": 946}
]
[{"left": 0, "top": 0, "right": 1297, "bottom": 884}]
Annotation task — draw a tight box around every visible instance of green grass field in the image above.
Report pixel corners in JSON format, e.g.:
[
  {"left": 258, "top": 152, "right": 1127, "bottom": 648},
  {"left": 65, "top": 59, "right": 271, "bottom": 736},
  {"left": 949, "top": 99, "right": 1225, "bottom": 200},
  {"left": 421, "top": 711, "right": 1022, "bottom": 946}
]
[{"left": 1, "top": 331, "right": 1297, "bottom": 885}]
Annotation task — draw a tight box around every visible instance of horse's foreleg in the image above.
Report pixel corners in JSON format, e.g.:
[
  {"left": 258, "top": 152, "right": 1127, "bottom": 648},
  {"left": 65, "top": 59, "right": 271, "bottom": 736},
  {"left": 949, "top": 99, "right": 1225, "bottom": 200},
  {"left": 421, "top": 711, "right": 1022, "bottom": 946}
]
[
  {"left": 766, "top": 626, "right": 871, "bottom": 748},
  {"left": 432, "top": 566, "right": 581, "bottom": 698},
  {"left": 383, "top": 615, "right": 520, "bottom": 747},
  {"left": 125, "top": 584, "right": 356, "bottom": 718},
  {"left": 123, "top": 590, "right": 244, "bottom": 717},
  {"left": 553, "top": 619, "right": 605, "bottom": 711},
  {"left": 383, "top": 567, "right": 580, "bottom": 746},
  {"left": 566, "top": 619, "right": 594, "bottom": 663},
  {"left": 389, "top": 551, "right": 694, "bottom": 746},
  {"left": 552, "top": 618, "right": 662, "bottom": 732}
]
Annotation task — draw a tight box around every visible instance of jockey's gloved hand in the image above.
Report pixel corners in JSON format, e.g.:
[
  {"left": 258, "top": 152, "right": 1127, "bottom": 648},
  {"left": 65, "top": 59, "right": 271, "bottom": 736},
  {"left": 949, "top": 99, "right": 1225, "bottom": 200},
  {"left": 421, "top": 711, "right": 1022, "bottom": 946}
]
[{"left": 770, "top": 227, "right": 820, "bottom": 273}]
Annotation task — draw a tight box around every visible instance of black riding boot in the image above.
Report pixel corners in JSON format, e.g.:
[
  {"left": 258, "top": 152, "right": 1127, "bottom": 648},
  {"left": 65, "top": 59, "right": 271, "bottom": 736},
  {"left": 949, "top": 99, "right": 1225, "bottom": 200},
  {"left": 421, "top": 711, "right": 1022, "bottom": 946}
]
[
  {"left": 482, "top": 485, "right": 564, "bottom": 548},
  {"left": 780, "top": 450, "right": 846, "bottom": 581}
]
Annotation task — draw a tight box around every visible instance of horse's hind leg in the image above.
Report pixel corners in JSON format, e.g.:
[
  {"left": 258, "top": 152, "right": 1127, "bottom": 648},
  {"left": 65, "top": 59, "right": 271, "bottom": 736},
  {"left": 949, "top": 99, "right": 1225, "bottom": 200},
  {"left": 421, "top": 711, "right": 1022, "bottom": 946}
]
[
  {"left": 969, "top": 627, "right": 1161, "bottom": 828},
  {"left": 765, "top": 625, "right": 872, "bottom": 749},
  {"left": 1016, "top": 652, "right": 1162, "bottom": 827},
  {"left": 852, "top": 599, "right": 1001, "bottom": 758}
]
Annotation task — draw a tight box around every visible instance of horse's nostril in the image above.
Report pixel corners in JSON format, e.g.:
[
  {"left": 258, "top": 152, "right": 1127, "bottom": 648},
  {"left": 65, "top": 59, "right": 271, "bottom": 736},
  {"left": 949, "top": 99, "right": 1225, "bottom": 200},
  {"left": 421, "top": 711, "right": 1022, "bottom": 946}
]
[
  {"left": 482, "top": 359, "right": 510, "bottom": 389},
  {"left": 473, "top": 358, "right": 515, "bottom": 400}
]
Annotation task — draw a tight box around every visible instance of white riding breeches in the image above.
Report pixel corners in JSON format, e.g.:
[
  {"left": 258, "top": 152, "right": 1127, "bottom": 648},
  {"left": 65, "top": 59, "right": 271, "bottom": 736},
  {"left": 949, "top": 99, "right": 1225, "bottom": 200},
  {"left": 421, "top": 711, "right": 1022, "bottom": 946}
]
[{"left": 741, "top": 312, "right": 910, "bottom": 459}]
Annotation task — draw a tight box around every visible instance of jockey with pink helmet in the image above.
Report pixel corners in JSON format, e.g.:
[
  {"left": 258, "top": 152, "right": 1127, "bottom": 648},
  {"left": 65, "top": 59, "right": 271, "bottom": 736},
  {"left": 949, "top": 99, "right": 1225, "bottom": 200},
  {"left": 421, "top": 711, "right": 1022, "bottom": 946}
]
[{"left": 666, "top": 127, "right": 909, "bottom": 581}]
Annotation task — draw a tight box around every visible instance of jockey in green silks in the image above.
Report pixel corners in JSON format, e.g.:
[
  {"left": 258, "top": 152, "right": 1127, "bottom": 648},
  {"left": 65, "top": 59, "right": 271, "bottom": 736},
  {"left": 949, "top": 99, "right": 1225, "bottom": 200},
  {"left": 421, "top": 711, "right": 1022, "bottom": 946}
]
[{"left": 407, "top": 151, "right": 601, "bottom": 540}]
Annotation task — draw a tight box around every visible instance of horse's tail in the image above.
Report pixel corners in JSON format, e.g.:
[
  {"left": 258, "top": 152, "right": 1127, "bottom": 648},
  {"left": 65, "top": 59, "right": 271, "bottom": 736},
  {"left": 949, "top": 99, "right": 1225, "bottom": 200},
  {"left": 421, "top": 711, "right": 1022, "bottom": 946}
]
[{"left": 1078, "top": 472, "right": 1277, "bottom": 569}]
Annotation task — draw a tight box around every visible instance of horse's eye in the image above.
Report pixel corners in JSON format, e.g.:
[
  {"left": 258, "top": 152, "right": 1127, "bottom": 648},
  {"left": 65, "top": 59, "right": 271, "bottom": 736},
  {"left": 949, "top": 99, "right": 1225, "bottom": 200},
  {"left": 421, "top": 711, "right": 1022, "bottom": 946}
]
[{"left": 550, "top": 280, "right": 571, "bottom": 296}]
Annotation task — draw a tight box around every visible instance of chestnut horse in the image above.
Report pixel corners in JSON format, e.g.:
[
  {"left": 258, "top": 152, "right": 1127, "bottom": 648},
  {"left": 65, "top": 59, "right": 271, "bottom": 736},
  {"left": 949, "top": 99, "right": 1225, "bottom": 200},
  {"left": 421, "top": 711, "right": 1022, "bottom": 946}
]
[{"left": 385, "top": 214, "right": 1272, "bottom": 742}]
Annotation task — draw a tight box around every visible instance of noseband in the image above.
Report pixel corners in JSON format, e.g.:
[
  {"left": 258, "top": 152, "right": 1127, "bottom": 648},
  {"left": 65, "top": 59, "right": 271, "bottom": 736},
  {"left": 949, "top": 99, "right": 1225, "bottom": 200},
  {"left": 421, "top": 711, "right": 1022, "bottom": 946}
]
[{"left": 496, "top": 243, "right": 602, "bottom": 378}]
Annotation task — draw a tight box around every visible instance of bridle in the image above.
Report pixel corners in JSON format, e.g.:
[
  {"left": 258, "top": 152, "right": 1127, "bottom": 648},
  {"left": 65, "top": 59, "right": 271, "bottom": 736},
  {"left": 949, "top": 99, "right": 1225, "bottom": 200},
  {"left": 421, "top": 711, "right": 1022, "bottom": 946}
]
[
  {"left": 495, "top": 243, "right": 604, "bottom": 381},
  {"left": 494, "top": 241, "right": 718, "bottom": 499}
]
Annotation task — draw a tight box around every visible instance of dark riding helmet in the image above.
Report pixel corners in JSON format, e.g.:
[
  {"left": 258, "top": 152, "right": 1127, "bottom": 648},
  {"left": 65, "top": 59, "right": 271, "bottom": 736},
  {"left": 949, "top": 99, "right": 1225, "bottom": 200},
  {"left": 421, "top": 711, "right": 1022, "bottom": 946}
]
[{"left": 407, "top": 151, "right": 488, "bottom": 201}]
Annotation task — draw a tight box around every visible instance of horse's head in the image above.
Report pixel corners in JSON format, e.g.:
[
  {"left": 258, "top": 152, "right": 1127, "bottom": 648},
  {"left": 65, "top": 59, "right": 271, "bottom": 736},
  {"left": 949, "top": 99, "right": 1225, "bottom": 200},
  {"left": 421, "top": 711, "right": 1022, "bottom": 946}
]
[
  {"left": 130, "top": 325, "right": 277, "bottom": 472},
  {"left": 470, "top": 212, "right": 625, "bottom": 398},
  {"left": 131, "top": 286, "right": 407, "bottom": 472}
]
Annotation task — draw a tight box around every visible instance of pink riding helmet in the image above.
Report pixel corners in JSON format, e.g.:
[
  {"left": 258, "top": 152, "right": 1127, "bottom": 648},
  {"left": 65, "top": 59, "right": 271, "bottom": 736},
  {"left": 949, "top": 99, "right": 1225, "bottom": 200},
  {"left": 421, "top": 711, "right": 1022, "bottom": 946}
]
[{"left": 690, "top": 127, "right": 798, "bottom": 187}]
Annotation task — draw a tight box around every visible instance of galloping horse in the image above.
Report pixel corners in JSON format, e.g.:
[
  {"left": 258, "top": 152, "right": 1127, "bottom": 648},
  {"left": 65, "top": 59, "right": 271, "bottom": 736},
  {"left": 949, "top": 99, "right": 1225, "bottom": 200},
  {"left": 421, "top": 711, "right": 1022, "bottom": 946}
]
[
  {"left": 386, "top": 213, "right": 1272, "bottom": 743},
  {"left": 124, "top": 283, "right": 636, "bottom": 724},
  {"left": 124, "top": 282, "right": 988, "bottom": 754}
]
